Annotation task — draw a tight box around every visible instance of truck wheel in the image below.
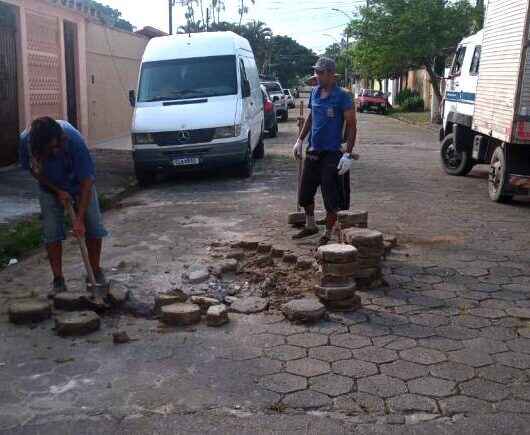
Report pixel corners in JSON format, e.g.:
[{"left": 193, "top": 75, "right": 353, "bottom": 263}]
[
  {"left": 488, "top": 146, "right": 513, "bottom": 203},
  {"left": 440, "top": 133, "right": 474, "bottom": 176},
  {"left": 237, "top": 139, "right": 254, "bottom": 178},
  {"left": 135, "top": 166, "right": 156, "bottom": 187}
]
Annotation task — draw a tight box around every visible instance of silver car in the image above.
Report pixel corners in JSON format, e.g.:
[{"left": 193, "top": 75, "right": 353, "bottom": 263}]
[
  {"left": 261, "top": 81, "right": 289, "bottom": 122},
  {"left": 283, "top": 89, "right": 295, "bottom": 109}
]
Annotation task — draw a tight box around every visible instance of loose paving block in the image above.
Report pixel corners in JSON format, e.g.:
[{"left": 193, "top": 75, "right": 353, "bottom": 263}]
[
  {"left": 321, "top": 261, "right": 357, "bottom": 277},
  {"left": 206, "top": 304, "right": 229, "bottom": 327},
  {"left": 231, "top": 297, "right": 269, "bottom": 314},
  {"left": 226, "top": 250, "right": 245, "bottom": 261},
  {"left": 257, "top": 242, "right": 272, "bottom": 254},
  {"left": 218, "top": 259, "right": 238, "bottom": 273},
  {"left": 296, "top": 256, "right": 314, "bottom": 270},
  {"left": 190, "top": 295, "right": 220, "bottom": 314},
  {"left": 154, "top": 293, "right": 188, "bottom": 313},
  {"left": 240, "top": 239, "right": 261, "bottom": 250},
  {"left": 337, "top": 210, "right": 368, "bottom": 228},
  {"left": 320, "top": 274, "right": 354, "bottom": 287},
  {"left": 282, "top": 253, "right": 298, "bottom": 264},
  {"left": 8, "top": 300, "right": 52, "bottom": 324},
  {"left": 107, "top": 284, "right": 129, "bottom": 306},
  {"left": 53, "top": 292, "right": 90, "bottom": 311},
  {"left": 186, "top": 266, "right": 210, "bottom": 284},
  {"left": 160, "top": 303, "right": 201, "bottom": 326},
  {"left": 281, "top": 298, "right": 326, "bottom": 324},
  {"left": 343, "top": 228, "right": 384, "bottom": 247},
  {"left": 55, "top": 311, "right": 100, "bottom": 336},
  {"left": 317, "top": 244, "right": 358, "bottom": 264},
  {"left": 322, "top": 295, "right": 361, "bottom": 312},
  {"left": 271, "top": 246, "right": 288, "bottom": 257},
  {"left": 315, "top": 282, "right": 357, "bottom": 301}
]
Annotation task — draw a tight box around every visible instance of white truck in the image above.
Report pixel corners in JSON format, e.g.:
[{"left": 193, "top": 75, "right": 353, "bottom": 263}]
[{"left": 440, "top": 0, "right": 530, "bottom": 202}]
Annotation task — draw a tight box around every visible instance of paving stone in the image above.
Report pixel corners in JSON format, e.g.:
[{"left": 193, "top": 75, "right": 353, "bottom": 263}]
[
  {"left": 160, "top": 303, "right": 201, "bottom": 326},
  {"left": 462, "top": 337, "right": 508, "bottom": 354},
  {"left": 337, "top": 210, "right": 368, "bottom": 227},
  {"left": 282, "top": 390, "right": 332, "bottom": 409},
  {"left": 407, "top": 376, "right": 455, "bottom": 398},
  {"left": 409, "top": 313, "right": 450, "bottom": 328},
  {"left": 494, "top": 351, "right": 530, "bottom": 369},
  {"left": 352, "top": 346, "right": 398, "bottom": 364},
  {"left": 392, "top": 324, "right": 436, "bottom": 339},
  {"left": 380, "top": 360, "right": 429, "bottom": 381},
  {"left": 506, "top": 308, "right": 530, "bottom": 320},
  {"left": 469, "top": 308, "right": 506, "bottom": 319},
  {"left": 308, "top": 322, "right": 348, "bottom": 335},
  {"left": 55, "top": 311, "right": 100, "bottom": 337},
  {"left": 330, "top": 333, "right": 371, "bottom": 350},
  {"left": 478, "top": 364, "right": 524, "bottom": 384},
  {"left": 439, "top": 396, "right": 493, "bottom": 415},
  {"left": 316, "top": 283, "right": 357, "bottom": 301},
  {"left": 429, "top": 361, "right": 475, "bottom": 382},
  {"left": 53, "top": 292, "right": 90, "bottom": 311},
  {"left": 287, "top": 333, "right": 328, "bottom": 348},
  {"left": 453, "top": 315, "right": 491, "bottom": 329},
  {"left": 321, "top": 261, "right": 358, "bottom": 277},
  {"left": 251, "top": 334, "right": 285, "bottom": 349},
  {"left": 263, "top": 321, "right": 307, "bottom": 335},
  {"left": 154, "top": 292, "right": 188, "bottom": 313},
  {"left": 310, "top": 373, "right": 354, "bottom": 397},
  {"left": 334, "top": 392, "right": 385, "bottom": 414},
  {"left": 513, "top": 383, "right": 530, "bottom": 401},
  {"left": 8, "top": 300, "right": 51, "bottom": 324},
  {"left": 217, "top": 258, "right": 238, "bottom": 273},
  {"left": 387, "top": 394, "right": 438, "bottom": 413},
  {"left": 370, "top": 313, "right": 409, "bottom": 327},
  {"left": 240, "top": 239, "right": 261, "bottom": 250},
  {"left": 372, "top": 335, "right": 399, "bottom": 347},
  {"left": 459, "top": 379, "right": 510, "bottom": 402},
  {"left": 358, "top": 374, "right": 407, "bottom": 398},
  {"left": 350, "top": 323, "right": 391, "bottom": 338},
  {"left": 231, "top": 297, "right": 269, "bottom": 314},
  {"left": 257, "top": 242, "right": 272, "bottom": 254},
  {"left": 507, "top": 338, "right": 530, "bottom": 355},
  {"left": 282, "top": 253, "right": 298, "bottom": 264},
  {"left": 323, "top": 295, "right": 361, "bottom": 312},
  {"left": 190, "top": 295, "right": 221, "bottom": 314},
  {"left": 309, "top": 346, "right": 352, "bottom": 362},
  {"left": 206, "top": 304, "right": 229, "bottom": 327},
  {"left": 448, "top": 348, "right": 493, "bottom": 368},
  {"left": 317, "top": 243, "right": 358, "bottom": 264},
  {"left": 281, "top": 298, "right": 325, "bottom": 324},
  {"left": 226, "top": 249, "right": 245, "bottom": 260},
  {"left": 436, "top": 326, "right": 479, "bottom": 340},
  {"left": 496, "top": 400, "right": 530, "bottom": 414},
  {"left": 332, "top": 359, "right": 378, "bottom": 378},
  {"left": 266, "top": 345, "right": 306, "bottom": 361},
  {"left": 417, "top": 337, "right": 464, "bottom": 352},
  {"left": 286, "top": 357, "right": 330, "bottom": 377},
  {"left": 385, "top": 338, "right": 417, "bottom": 351},
  {"left": 480, "top": 326, "right": 517, "bottom": 341},
  {"left": 186, "top": 266, "right": 210, "bottom": 284},
  {"left": 296, "top": 256, "right": 314, "bottom": 270},
  {"left": 400, "top": 347, "right": 447, "bottom": 365},
  {"left": 260, "top": 373, "right": 307, "bottom": 394}
]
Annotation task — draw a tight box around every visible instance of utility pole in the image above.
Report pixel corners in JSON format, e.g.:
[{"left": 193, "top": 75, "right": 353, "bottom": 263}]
[
  {"left": 169, "top": 0, "right": 174, "bottom": 34},
  {"left": 206, "top": 7, "right": 210, "bottom": 31}
]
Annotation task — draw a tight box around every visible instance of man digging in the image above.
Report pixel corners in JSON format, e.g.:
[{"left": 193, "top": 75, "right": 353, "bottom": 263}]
[
  {"left": 293, "top": 57, "right": 358, "bottom": 245},
  {"left": 19, "top": 117, "right": 108, "bottom": 297}
]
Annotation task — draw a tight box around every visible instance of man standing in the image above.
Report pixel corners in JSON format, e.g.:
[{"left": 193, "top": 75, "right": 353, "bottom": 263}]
[
  {"left": 293, "top": 57, "right": 358, "bottom": 245},
  {"left": 19, "top": 117, "right": 108, "bottom": 296}
]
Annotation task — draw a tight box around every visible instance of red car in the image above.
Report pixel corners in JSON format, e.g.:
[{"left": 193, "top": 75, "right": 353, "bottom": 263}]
[{"left": 357, "top": 89, "right": 389, "bottom": 114}]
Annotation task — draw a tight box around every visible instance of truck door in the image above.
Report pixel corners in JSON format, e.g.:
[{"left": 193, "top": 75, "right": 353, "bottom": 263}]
[{"left": 447, "top": 46, "right": 467, "bottom": 117}]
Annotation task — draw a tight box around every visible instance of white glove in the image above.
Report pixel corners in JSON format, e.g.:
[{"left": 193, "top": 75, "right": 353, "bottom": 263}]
[
  {"left": 337, "top": 153, "right": 354, "bottom": 175},
  {"left": 293, "top": 139, "right": 303, "bottom": 159}
]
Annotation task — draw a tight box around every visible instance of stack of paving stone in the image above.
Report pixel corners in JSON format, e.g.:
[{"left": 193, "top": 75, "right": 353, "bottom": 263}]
[
  {"left": 315, "top": 244, "right": 361, "bottom": 311},
  {"left": 342, "top": 228, "right": 385, "bottom": 289},
  {"left": 337, "top": 210, "right": 368, "bottom": 230}
]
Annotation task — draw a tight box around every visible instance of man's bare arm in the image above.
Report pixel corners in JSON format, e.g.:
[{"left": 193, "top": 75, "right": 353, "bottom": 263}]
[{"left": 344, "top": 108, "right": 357, "bottom": 154}]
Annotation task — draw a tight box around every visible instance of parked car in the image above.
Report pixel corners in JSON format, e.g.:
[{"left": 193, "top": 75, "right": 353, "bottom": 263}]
[
  {"left": 261, "top": 81, "right": 289, "bottom": 122},
  {"left": 129, "top": 31, "right": 264, "bottom": 185},
  {"left": 283, "top": 88, "right": 295, "bottom": 108},
  {"left": 261, "top": 85, "right": 278, "bottom": 137},
  {"left": 357, "top": 89, "right": 389, "bottom": 114}
]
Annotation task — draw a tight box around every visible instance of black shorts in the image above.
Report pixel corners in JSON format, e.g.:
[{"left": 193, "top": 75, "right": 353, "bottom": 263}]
[{"left": 299, "top": 149, "right": 350, "bottom": 213}]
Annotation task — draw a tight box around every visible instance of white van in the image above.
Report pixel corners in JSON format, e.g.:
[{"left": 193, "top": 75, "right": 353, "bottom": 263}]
[{"left": 129, "top": 32, "right": 264, "bottom": 185}]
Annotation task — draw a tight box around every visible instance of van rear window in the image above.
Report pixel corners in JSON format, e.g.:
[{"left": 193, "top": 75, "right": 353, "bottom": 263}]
[{"left": 138, "top": 55, "right": 237, "bottom": 102}]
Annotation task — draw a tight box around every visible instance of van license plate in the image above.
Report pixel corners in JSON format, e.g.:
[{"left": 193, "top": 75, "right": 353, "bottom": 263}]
[{"left": 172, "top": 157, "right": 200, "bottom": 166}]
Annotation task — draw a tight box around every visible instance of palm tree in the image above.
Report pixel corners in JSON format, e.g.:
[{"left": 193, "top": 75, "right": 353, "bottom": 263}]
[{"left": 240, "top": 21, "right": 272, "bottom": 72}]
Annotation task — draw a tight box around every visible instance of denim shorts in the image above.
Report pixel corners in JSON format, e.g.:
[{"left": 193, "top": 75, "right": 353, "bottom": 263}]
[{"left": 38, "top": 186, "right": 109, "bottom": 244}]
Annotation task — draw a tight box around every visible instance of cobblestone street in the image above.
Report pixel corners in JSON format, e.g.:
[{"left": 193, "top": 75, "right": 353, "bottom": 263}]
[{"left": 1, "top": 111, "right": 530, "bottom": 434}]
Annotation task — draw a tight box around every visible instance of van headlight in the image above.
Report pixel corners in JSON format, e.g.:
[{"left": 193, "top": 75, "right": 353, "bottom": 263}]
[
  {"left": 132, "top": 133, "right": 155, "bottom": 145},
  {"left": 214, "top": 125, "right": 241, "bottom": 139}
]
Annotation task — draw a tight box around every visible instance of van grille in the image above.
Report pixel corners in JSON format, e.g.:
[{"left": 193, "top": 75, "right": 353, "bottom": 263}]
[{"left": 153, "top": 129, "right": 215, "bottom": 146}]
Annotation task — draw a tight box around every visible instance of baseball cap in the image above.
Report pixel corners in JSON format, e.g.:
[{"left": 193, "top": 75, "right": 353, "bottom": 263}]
[{"left": 313, "top": 57, "right": 336, "bottom": 73}]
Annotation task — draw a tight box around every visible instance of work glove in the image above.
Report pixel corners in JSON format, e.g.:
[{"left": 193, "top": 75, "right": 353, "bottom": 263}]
[
  {"left": 337, "top": 153, "right": 355, "bottom": 176},
  {"left": 293, "top": 138, "right": 303, "bottom": 160}
]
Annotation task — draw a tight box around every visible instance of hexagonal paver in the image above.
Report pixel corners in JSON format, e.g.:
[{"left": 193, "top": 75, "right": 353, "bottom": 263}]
[
  {"left": 309, "top": 373, "right": 354, "bottom": 397},
  {"left": 494, "top": 351, "right": 530, "bottom": 369},
  {"left": 506, "top": 307, "right": 530, "bottom": 319},
  {"left": 400, "top": 347, "right": 447, "bottom": 365},
  {"left": 372, "top": 335, "right": 398, "bottom": 347},
  {"left": 418, "top": 337, "right": 463, "bottom": 352},
  {"left": 286, "top": 333, "right": 328, "bottom": 348},
  {"left": 436, "top": 326, "right": 479, "bottom": 340},
  {"left": 371, "top": 313, "right": 409, "bottom": 327},
  {"left": 286, "top": 358, "right": 330, "bottom": 378},
  {"left": 468, "top": 308, "right": 506, "bottom": 319},
  {"left": 429, "top": 361, "right": 474, "bottom": 382},
  {"left": 260, "top": 373, "right": 307, "bottom": 394},
  {"left": 266, "top": 345, "right": 306, "bottom": 361},
  {"left": 462, "top": 337, "right": 508, "bottom": 354},
  {"left": 496, "top": 400, "right": 530, "bottom": 414},
  {"left": 333, "top": 392, "right": 385, "bottom": 414},
  {"left": 330, "top": 333, "right": 372, "bottom": 350},
  {"left": 392, "top": 324, "right": 436, "bottom": 339},
  {"left": 282, "top": 390, "right": 332, "bottom": 409},
  {"left": 358, "top": 374, "right": 407, "bottom": 398},
  {"left": 251, "top": 334, "right": 286, "bottom": 349},
  {"left": 309, "top": 346, "right": 352, "bottom": 363},
  {"left": 407, "top": 376, "right": 456, "bottom": 398},
  {"left": 380, "top": 360, "right": 429, "bottom": 381},
  {"left": 448, "top": 349, "right": 493, "bottom": 368},
  {"left": 409, "top": 313, "right": 450, "bottom": 328},
  {"left": 480, "top": 326, "right": 516, "bottom": 341},
  {"left": 459, "top": 379, "right": 509, "bottom": 402},
  {"left": 332, "top": 359, "right": 378, "bottom": 378},
  {"left": 454, "top": 316, "right": 491, "bottom": 329},
  {"left": 350, "top": 324, "right": 391, "bottom": 338},
  {"left": 241, "top": 358, "right": 284, "bottom": 376},
  {"left": 387, "top": 394, "right": 438, "bottom": 413},
  {"left": 478, "top": 364, "right": 524, "bottom": 384},
  {"left": 439, "top": 396, "right": 493, "bottom": 415},
  {"left": 264, "top": 322, "right": 307, "bottom": 336},
  {"left": 507, "top": 338, "right": 530, "bottom": 355},
  {"left": 384, "top": 337, "right": 417, "bottom": 351}
]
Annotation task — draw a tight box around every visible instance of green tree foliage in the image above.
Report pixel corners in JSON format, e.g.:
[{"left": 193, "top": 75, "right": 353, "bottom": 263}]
[
  {"left": 348, "top": 0, "right": 477, "bottom": 100},
  {"left": 87, "top": 0, "right": 134, "bottom": 32}
]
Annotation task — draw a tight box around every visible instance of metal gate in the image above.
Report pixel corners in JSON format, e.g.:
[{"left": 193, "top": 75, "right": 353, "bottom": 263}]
[
  {"left": 64, "top": 21, "right": 77, "bottom": 128},
  {"left": 0, "top": 22, "right": 19, "bottom": 166}
]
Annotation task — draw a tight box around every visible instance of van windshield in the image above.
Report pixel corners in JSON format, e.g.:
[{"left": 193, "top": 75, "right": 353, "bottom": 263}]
[{"left": 138, "top": 55, "right": 237, "bottom": 102}]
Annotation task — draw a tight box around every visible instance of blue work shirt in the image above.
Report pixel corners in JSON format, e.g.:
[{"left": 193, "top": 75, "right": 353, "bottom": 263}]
[
  {"left": 19, "top": 121, "right": 96, "bottom": 196},
  {"left": 308, "top": 85, "right": 353, "bottom": 151}
]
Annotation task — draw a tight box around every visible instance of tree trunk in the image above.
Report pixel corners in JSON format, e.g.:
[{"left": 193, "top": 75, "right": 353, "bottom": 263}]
[{"left": 424, "top": 63, "right": 443, "bottom": 123}]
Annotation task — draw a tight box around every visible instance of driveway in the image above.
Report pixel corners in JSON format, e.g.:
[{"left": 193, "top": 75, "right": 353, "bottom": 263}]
[{"left": 1, "top": 107, "right": 530, "bottom": 434}]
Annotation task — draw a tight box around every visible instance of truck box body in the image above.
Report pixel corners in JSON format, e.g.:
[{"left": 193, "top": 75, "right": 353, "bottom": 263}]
[{"left": 472, "top": 0, "right": 530, "bottom": 144}]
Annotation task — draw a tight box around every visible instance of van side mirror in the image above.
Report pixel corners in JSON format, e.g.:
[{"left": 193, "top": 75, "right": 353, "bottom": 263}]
[
  {"left": 129, "top": 90, "right": 136, "bottom": 107},
  {"left": 242, "top": 79, "right": 251, "bottom": 98}
]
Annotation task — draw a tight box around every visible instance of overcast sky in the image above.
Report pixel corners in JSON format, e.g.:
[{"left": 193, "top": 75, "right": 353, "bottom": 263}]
[{"left": 101, "top": 0, "right": 367, "bottom": 53}]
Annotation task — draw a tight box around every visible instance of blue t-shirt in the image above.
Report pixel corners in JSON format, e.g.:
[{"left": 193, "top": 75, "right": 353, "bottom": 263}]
[
  {"left": 19, "top": 121, "right": 95, "bottom": 196},
  {"left": 309, "top": 85, "right": 353, "bottom": 151}
]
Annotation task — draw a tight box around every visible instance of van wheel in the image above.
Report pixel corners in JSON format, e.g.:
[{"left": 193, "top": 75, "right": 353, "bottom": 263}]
[
  {"left": 440, "top": 133, "right": 474, "bottom": 176},
  {"left": 269, "top": 120, "right": 278, "bottom": 138},
  {"left": 281, "top": 111, "right": 289, "bottom": 122},
  {"left": 238, "top": 140, "right": 254, "bottom": 178},
  {"left": 135, "top": 166, "right": 156, "bottom": 187},
  {"left": 488, "top": 146, "right": 513, "bottom": 203},
  {"left": 253, "top": 130, "right": 265, "bottom": 160}
]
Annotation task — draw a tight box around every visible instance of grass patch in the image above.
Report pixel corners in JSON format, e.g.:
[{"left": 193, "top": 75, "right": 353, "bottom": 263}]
[
  {"left": 0, "top": 218, "right": 42, "bottom": 268},
  {"left": 389, "top": 109, "right": 431, "bottom": 126}
]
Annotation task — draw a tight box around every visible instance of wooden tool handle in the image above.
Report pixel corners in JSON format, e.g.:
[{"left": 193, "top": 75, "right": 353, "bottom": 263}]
[
  {"left": 296, "top": 100, "right": 306, "bottom": 212},
  {"left": 66, "top": 202, "right": 97, "bottom": 287}
]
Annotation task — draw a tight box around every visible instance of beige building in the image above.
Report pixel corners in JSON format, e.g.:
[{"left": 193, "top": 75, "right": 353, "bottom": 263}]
[{"left": 0, "top": 0, "right": 164, "bottom": 166}]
